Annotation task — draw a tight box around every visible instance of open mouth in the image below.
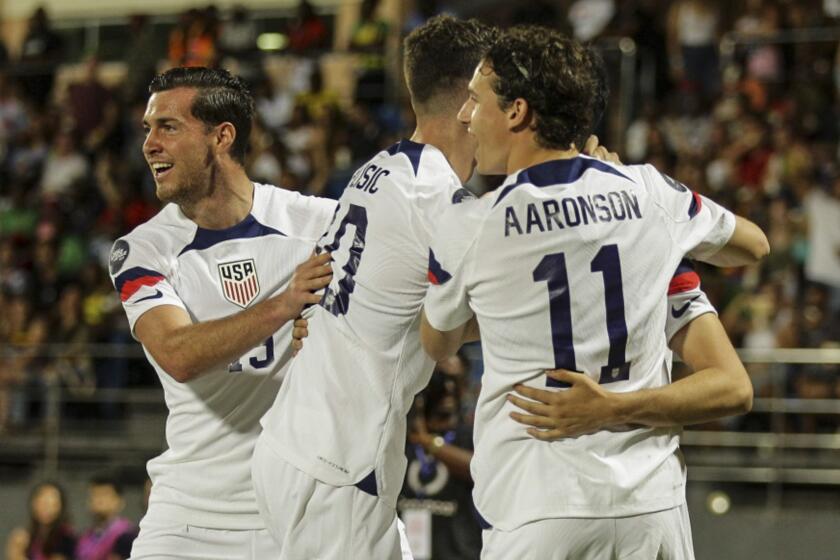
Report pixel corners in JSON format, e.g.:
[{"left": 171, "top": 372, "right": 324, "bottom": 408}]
[{"left": 151, "top": 162, "right": 174, "bottom": 179}]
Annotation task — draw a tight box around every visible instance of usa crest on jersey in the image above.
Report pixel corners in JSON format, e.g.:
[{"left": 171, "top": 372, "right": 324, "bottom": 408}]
[{"left": 218, "top": 259, "right": 260, "bottom": 308}]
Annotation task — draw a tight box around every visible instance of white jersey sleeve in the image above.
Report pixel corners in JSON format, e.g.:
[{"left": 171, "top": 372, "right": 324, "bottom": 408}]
[
  {"left": 108, "top": 184, "right": 338, "bottom": 531},
  {"left": 423, "top": 199, "right": 485, "bottom": 331},
  {"left": 640, "top": 165, "right": 736, "bottom": 259},
  {"left": 109, "top": 236, "right": 187, "bottom": 336},
  {"left": 664, "top": 259, "right": 716, "bottom": 342}
]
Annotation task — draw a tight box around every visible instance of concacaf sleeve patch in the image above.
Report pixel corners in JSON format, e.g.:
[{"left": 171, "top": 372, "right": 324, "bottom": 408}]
[{"left": 110, "top": 240, "right": 130, "bottom": 275}]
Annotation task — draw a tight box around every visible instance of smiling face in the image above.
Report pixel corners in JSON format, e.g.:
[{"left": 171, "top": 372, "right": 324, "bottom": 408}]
[
  {"left": 142, "top": 87, "right": 216, "bottom": 206},
  {"left": 457, "top": 62, "right": 512, "bottom": 176}
]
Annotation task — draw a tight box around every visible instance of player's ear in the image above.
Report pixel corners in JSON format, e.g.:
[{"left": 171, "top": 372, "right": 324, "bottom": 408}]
[
  {"left": 507, "top": 97, "right": 531, "bottom": 133},
  {"left": 214, "top": 122, "right": 237, "bottom": 157}
]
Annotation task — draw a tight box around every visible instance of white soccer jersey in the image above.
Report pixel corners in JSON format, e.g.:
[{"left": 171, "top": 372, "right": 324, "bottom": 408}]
[
  {"left": 424, "top": 155, "right": 735, "bottom": 530},
  {"left": 259, "top": 140, "right": 465, "bottom": 508},
  {"left": 109, "top": 183, "right": 336, "bottom": 529}
]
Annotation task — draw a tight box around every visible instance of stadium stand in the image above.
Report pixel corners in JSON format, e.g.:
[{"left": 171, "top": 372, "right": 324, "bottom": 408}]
[{"left": 0, "top": 1, "right": 838, "bottom": 558}]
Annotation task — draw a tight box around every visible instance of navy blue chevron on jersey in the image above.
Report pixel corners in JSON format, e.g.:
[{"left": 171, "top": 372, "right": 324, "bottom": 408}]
[
  {"left": 109, "top": 183, "right": 336, "bottom": 530},
  {"left": 424, "top": 155, "right": 735, "bottom": 531},
  {"left": 259, "top": 139, "right": 463, "bottom": 509}
]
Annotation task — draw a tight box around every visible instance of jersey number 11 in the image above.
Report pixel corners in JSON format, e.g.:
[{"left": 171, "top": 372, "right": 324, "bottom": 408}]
[{"left": 533, "top": 244, "right": 631, "bottom": 387}]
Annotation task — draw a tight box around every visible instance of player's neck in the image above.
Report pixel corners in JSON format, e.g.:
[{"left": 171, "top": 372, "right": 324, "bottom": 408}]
[
  {"left": 506, "top": 136, "right": 579, "bottom": 175},
  {"left": 411, "top": 118, "right": 472, "bottom": 183},
  {"left": 181, "top": 166, "right": 254, "bottom": 230}
]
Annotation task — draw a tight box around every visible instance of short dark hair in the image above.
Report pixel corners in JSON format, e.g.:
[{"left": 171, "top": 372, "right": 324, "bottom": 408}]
[
  {"left": 149, "top": 67, "right": 254, "bottom": 164},
  {"left": 403, "top": 15, "right": 498, "bottom": 111},
  {"left": 484, "top": 26, "right": 605, "bottom": 150},
  {"left": 90, "top": 475, "right": 123, "bottom": 496}
]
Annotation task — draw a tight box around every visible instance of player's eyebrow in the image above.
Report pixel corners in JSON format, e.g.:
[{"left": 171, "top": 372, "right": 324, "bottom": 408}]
[{"left": 143, "top": 117, "right": 179, "bottom": 127}]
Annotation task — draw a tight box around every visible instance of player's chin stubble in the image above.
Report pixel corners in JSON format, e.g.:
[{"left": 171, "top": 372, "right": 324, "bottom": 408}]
[{"left": 157, "top": 151, "right": 214, "bottom": 208}]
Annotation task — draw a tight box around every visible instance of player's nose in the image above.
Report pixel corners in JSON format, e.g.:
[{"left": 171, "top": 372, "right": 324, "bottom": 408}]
[
  {"left": 143, "top": 129, "right": 162, "bottom": 157},
  {"left": 457, "top": 100, "right": 472, "bottom": 125}
]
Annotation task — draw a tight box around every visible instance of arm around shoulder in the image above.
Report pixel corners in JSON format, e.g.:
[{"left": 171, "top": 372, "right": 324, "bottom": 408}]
[
  {"left": 613, "top": 312, "right": 753, "bottom": 426},
  {"left": 699, "top": 215, "right": 770, "bottom": 267}
]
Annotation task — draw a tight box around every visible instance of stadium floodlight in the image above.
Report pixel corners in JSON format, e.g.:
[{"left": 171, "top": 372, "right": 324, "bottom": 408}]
[{"left": 257, "top": 33, "right": 288, "bottom": 51}]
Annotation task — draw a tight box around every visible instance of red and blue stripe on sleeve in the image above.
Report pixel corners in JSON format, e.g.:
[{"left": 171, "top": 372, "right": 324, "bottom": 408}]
[
  {"left": 114, "top": 267, "right": 165, "bottom": 302},
  {"left": 688, "top": 192, "right": 703, "bottom": 218},
  {"left": 427, "top": 249, "right": 453, "bottom": 286},
  {"left": 668, "top": 259, "right": 700, "bottom": 295}
]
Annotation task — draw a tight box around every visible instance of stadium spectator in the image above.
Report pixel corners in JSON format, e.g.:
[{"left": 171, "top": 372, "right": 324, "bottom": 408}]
[
  {"left": 402, "top": 359, "right": 482, "bottom": 560},
  {"left": 349, "top": 0, "right": 389, "bottom": 107},
  {"left": 122, "top": 15, "right": 160, "bottom": 105},
  {"left": 168, "top": 8, "right": 219, "bottom": 68},
  {"left": 0, "top": 294, "right": 47, "bottom": 431},
  {"left": 287, "top": 0, "right": 331, "bottom": 55},
  {"left": 17, "top": 7, "right": 63, "bottom": 109},
  {"left": 5, "top": 481, "right": 77, "bottom": 560},
  {"left": 64, "top": 56, "right": 119, "bottom": 153},
  {"left": 667, "top": 0, "right": 722, "bottom": 99},
  {"left": 39, "top": 128, "right": 90, "bottom": 202},
  {"left": 0, "top": 73, "right": 29, "bottom": 151},
  {"left": 76, "top": 475, "right": 138, "bottom": 560},
  {"left": 45, "top": 283, "right": 96, "bottom": 420},
  {"left": 218, "top": 5, "right": 261, "bottom": 85}
]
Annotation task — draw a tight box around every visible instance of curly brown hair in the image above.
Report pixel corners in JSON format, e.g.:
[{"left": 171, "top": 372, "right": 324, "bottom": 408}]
[
  {"left": 403, "top": 15, "right": 498, "bottom": 112},
  {"left": 483, "top": 26, "right": 606, "bottom": 150}
]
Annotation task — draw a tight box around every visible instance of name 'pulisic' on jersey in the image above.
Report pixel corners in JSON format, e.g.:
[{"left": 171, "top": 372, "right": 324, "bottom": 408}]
[
  {"left": 346, "top": 162, "right": 391, "bottom": 194},
  {"left": 502, "top": 189, "right": 642, "bottom": 237}
]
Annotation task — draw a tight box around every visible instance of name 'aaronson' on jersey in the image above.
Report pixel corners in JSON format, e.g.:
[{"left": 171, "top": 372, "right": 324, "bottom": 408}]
[{"left": 503, "top": 189, "right": 642, "bottom": 237}]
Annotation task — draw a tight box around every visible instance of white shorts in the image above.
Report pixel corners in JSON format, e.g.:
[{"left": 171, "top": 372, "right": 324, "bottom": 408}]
[
  {"left": 252, "top": 435, "right": 413, "bottom": 560},
  {"left": 481, "top": 504, "right": 694, "bottom": 560},
  {"left": 129, "top": 517, "right": 280, "bottom": 560}
]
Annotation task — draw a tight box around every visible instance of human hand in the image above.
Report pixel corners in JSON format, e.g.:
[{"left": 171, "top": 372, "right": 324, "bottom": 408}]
[
  {"left": 291, "top": 317, "right": 308, "bottom": 356},
  {"left": 582, "top": 135, "right": 622, "bottom": 164},
  {"left": 507, "top": 369, "right": 616, "bottom": 440},
  {"left": 277, "top": 252, "right": 332, "bottom": 322}
]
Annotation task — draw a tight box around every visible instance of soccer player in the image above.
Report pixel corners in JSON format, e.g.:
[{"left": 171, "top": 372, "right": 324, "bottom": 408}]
[
  {"left": 251, "top": 16, "right": 496, "bottom": 559},
  {"left": 109, "top": 67, "right": 336, "bottom": 559},
  {"left": 507, "top": 260, "right": 753, "bottom": 442},
  {"left": 420, "top": 27, "right": 766, "bottom": 559}
]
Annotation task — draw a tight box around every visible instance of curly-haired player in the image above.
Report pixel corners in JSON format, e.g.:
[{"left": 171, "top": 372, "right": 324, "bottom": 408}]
[{"left": 421, "top": 26, "right": 767, "bottom": 559}]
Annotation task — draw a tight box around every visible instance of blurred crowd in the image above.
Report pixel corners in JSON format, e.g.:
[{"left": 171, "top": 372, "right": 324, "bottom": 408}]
[
  {"left": 0, "top": 2, "right": 838, "bottom": 558},
  {"left": 0, "top": 0, "right": 838, "bottom": 438},
  {"left": 5, "top": 477, "right": 142, "bottom": 560}
]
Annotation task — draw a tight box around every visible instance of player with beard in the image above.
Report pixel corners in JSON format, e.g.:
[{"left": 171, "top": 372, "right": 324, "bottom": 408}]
[{"left": 109, "top": 67, "right": 335, "bottom": 559}]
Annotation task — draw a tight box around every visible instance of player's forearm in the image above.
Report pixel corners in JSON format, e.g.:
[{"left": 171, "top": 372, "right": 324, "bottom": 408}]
[
  {"left": 416, "top": 433, "right": 473, "bottom": 481},
  {"left": 462, "top": 315, "right": 481, "bottom": 343},
  {"left": 700, "top": 215, "right": 769, "bottom": 267},
  {"left": 158, "top": 297, "right": 291, "bottom": 381},
  {"left": 610, "top": 366, "right": 753, "bottom": 428},
  {"left": 431, "top": 444, "right": 473, "bottom": 481}
]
